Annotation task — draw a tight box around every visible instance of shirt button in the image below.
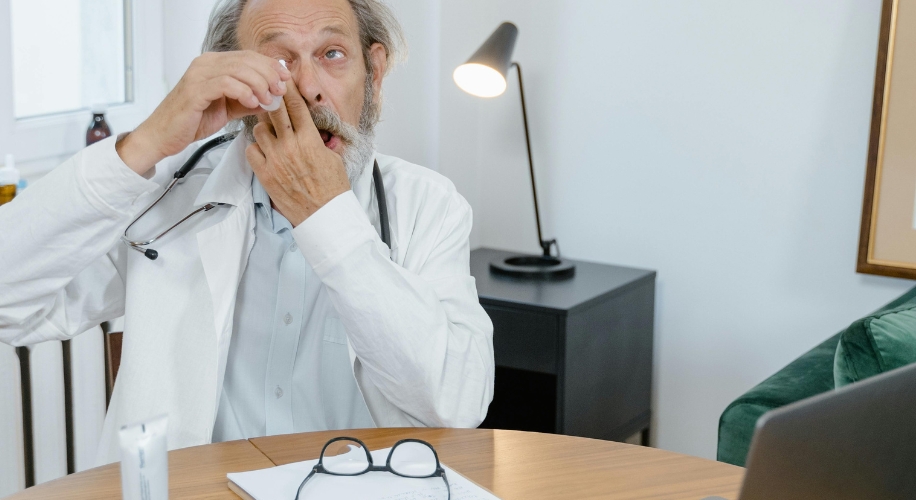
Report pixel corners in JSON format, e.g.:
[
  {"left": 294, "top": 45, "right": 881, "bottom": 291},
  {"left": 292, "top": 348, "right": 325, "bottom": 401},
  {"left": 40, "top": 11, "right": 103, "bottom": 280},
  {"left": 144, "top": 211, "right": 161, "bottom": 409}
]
[
  {"left": 275, "top": 386, "right": 283, "bottom": 399},
  {"left": 289, "top": 243, "right": 297, "bottom": 253},
  {"left": 283, "top": 313, "right": 292, "bottom": 325}
]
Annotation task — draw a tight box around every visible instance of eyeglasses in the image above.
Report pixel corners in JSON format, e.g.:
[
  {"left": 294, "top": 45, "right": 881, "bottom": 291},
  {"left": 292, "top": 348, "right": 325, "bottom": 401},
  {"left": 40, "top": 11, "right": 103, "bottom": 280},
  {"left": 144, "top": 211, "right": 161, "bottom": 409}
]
[{"left": 294, "top": 437, "right": 450, "bottom": 500}]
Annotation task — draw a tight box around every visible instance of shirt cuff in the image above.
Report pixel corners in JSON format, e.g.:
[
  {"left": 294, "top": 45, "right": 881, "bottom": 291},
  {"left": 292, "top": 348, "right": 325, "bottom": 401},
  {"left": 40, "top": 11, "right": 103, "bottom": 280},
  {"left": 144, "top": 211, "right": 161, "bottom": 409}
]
[
  {"left": 291, "top": 190, "right": 379, "bottom": 274},
  {"left": 76, "top": 135, "right": 160, "bottom": 218}
]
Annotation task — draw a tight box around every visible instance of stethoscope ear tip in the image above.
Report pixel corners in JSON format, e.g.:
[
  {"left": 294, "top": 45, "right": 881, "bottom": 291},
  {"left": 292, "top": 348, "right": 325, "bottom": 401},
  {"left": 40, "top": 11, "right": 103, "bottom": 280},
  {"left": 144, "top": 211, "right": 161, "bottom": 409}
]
[{"left": 144, "top": 249, "right": 159, "bottom": 260}]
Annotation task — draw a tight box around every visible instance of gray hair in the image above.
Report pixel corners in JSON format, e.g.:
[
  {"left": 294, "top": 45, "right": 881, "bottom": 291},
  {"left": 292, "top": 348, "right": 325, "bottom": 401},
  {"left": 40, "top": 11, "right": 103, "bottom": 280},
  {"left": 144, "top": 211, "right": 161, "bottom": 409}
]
[{"left": 202, "top": 0, "right": 407, "bottom": 75}]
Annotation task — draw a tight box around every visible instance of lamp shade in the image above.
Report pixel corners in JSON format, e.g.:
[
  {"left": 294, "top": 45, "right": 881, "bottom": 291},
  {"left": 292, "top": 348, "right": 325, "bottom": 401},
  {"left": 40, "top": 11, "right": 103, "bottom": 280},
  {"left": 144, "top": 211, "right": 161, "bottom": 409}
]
[{"left": 453, "top": 22, "right": 518, "bottom": 97}]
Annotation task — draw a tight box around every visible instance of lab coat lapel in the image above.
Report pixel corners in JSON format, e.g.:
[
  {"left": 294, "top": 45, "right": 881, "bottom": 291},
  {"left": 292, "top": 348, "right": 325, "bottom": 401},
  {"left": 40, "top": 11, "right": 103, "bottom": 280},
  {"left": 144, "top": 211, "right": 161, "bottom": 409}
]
[
  {"left": 194, "top": 136, "right": 255, "bottom": 421},
  {"left": 352, "top": 153, "right": 397, "bottom": 254}
]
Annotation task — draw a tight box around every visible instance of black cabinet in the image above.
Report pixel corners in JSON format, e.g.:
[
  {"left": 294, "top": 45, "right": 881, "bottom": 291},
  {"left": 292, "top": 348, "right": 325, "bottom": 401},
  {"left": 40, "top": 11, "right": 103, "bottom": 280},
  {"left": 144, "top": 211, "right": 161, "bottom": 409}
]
[{"left": 471, "top": 248, "right": 656, "bottom": 444}]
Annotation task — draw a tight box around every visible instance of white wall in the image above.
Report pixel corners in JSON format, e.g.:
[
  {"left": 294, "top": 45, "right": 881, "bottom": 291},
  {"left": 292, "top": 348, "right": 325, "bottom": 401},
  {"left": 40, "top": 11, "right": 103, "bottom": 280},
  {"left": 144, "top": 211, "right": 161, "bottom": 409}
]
[
  {"left": 436, "top": 0, "right": 915, "bottom": 459},
  {"left": 374, "top": 0, "right": 441, "bottom": 169},
  {"left": 163, "top": 0, "right": 216, "bottom": 90}
]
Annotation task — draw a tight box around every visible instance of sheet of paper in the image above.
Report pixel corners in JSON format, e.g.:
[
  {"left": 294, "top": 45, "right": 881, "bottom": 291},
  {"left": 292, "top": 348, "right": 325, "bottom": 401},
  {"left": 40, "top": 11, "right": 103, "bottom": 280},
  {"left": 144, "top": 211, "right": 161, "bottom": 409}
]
[{"left": 227, "top": 447, "right": 500, "bottom": 500}]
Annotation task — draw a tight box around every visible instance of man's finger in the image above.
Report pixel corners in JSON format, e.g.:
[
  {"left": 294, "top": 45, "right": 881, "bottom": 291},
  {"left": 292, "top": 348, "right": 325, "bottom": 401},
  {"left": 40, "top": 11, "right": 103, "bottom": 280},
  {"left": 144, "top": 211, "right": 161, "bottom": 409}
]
[
  {"left": 283, "top": 77, "right": 315, "bottom": 134},
  {"left": 245, "top": 142, "right": 267, "bottom": 173},
  {"left": 257, "top": 114, "right": 278, "bottom": 136},
  {"left": 200, "top": 75, "right": 260, "bottom": 109},
  {"left": 197, "top": 51, "right": 290, "bottom": 98},
  {"left": 252, "top": 121, "right": 277, "bottom": 148},
  {"left": 266, "top": 92, "right": 293, "bottom": 138}
]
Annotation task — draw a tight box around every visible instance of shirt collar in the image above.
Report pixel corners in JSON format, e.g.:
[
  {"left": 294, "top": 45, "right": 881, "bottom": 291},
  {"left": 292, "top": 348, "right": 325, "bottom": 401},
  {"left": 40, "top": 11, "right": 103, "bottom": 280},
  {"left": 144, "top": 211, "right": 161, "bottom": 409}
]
[
  {"left": 251, "top": 171, "right": 294, "bottom": 233},
  {"left": 251, "top": 172, "right": 271, "bottom": 231},
  {"left": 251, "top": 172, "right": 271, "bottom": 209}
]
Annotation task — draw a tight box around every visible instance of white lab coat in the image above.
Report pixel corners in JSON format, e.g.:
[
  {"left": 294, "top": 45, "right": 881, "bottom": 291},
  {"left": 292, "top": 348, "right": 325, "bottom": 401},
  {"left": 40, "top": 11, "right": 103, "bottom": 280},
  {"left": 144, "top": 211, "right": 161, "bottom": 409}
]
[{"left": 0, "top": 135, "right": 494, "bottom": 465}]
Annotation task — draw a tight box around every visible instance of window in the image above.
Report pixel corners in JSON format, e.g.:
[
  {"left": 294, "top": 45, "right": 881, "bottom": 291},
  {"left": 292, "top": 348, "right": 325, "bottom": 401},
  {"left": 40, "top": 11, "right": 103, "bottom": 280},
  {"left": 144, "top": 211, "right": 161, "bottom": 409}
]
[
  {"left": 11, "top": 0, "right": 132, "bottom": 119},
  {"left": 0, "top": 0, "right": 163, "bottom": 180}
]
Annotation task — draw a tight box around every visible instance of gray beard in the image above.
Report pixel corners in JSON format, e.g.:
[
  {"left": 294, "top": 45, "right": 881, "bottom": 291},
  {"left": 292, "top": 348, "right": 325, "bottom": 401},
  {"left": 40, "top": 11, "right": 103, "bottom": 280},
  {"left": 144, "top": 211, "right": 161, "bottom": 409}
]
[
  {"left": 329, "top": 109, "right": 376, "bottom": 186},
  {"left": 239, "top": 76, "right": 379, "bottom": 186}
]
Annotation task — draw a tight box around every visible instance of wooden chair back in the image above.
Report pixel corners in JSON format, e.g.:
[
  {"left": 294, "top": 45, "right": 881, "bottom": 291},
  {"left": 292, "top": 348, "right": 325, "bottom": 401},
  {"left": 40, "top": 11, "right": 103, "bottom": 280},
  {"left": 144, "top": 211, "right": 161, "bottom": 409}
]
[{"left": 103, "top": 330, "right": 123, "bottom": 407}]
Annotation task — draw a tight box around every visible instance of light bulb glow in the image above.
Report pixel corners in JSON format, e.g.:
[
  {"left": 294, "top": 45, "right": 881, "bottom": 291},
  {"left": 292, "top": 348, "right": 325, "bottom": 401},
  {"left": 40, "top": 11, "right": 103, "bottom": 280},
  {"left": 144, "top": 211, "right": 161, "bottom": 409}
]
[{"left": 453, "top": 63, "right": 507, "bottom": 98}]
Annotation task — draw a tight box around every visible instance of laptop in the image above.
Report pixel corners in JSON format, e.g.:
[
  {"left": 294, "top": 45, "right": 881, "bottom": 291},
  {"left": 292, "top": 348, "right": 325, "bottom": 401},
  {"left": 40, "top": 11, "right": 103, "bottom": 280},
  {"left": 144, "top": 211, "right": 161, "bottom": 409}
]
[{"left": 706, "top": 360, "right": 916, "bottom": 500}]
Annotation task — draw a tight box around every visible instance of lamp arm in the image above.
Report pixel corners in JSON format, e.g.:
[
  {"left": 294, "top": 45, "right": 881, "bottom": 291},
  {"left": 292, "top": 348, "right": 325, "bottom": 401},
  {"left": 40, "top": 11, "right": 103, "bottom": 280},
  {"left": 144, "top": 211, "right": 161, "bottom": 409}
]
[{"left": 512, "top": 62, "right": 553, "bottom": 257}]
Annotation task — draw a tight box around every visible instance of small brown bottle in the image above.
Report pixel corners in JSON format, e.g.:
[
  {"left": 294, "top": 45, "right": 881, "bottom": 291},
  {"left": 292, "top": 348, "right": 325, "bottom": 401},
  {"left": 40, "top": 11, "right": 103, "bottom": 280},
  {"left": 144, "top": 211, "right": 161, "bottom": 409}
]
[{"left": 86, "top": 104, "right": 112, "bottom": 146}]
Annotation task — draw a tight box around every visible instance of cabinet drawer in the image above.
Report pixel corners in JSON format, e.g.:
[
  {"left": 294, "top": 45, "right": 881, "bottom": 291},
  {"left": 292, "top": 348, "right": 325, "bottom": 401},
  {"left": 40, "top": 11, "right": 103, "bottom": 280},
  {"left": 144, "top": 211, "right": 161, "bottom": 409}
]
[{"left": 483, "top": 305, "right": 559, "bottom": 374}]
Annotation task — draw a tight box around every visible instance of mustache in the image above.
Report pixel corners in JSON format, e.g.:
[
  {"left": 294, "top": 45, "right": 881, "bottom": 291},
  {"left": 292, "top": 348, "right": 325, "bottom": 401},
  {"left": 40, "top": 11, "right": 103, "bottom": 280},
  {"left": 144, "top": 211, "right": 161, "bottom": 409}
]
[
  {"left": 240, "top": 103, "right": 359, "bottom": 145},
  {"left": 308, "top": 105, "right": 358, "bottom": 145},
  {"left": 241, "top": 72, "right": 377, "bottom": 146}
]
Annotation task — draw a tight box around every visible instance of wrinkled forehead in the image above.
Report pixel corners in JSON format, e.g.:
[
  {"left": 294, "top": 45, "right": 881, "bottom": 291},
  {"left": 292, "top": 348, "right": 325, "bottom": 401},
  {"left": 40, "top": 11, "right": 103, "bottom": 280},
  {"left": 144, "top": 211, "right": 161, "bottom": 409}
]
[{"left": 238, "top": 0, "right": 360, "bottom": 50}]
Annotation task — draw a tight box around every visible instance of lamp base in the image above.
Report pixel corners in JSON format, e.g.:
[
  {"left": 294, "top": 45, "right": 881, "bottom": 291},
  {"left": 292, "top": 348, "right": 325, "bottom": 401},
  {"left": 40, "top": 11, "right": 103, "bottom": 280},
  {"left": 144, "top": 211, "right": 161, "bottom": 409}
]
[{"left": 489, "top": 254, "right": 575, "bottom": 280}]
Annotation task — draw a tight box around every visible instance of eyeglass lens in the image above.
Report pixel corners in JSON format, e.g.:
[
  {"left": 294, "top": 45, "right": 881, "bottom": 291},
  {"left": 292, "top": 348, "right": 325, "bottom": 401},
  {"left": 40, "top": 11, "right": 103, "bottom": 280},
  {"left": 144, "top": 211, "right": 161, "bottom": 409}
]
[
  {"left": 322, "top": 439, "right": 370, "bottom": 475},
  {"left": 389, "top": 441, "right": 438, "bottom": 477}
]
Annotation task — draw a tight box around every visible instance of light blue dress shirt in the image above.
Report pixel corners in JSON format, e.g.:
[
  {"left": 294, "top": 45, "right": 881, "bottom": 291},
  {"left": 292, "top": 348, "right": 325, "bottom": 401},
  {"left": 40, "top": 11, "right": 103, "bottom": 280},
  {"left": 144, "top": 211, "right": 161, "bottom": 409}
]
[{"left": 211, "top": 175, "right": 374, "bottom": 441}]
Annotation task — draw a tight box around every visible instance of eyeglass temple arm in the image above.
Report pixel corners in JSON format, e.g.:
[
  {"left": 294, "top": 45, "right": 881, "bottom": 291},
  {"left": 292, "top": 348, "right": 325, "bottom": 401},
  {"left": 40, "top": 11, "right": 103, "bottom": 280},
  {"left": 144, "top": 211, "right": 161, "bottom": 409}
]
[
  {"left": 441, "top": 469, "right": 451, "bottom": 500},
  {"left": 294, "top": 467, "right": 319, "bottom": 500}
]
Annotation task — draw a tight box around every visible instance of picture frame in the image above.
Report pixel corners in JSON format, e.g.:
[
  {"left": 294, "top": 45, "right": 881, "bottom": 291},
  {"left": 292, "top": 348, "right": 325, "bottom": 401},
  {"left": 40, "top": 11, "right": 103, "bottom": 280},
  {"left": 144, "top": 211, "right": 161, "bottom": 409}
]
[{"left": 858, "top": 0, "right": 916, "bottom": 279}]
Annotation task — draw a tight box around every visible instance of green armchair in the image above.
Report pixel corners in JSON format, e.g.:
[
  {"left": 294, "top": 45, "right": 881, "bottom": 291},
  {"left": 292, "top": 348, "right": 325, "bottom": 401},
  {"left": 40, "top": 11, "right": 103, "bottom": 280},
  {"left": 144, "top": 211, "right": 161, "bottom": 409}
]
[{"left": 717, "top": 285, "right": 916, "bottom": 466}]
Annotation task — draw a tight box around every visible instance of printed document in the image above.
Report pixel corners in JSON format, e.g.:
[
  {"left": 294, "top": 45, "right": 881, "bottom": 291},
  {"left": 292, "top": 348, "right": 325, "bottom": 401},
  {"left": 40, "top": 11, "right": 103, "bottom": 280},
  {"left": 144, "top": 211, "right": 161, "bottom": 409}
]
[{"left": 227, "top": 446, "right": 500, "bottom": 500}]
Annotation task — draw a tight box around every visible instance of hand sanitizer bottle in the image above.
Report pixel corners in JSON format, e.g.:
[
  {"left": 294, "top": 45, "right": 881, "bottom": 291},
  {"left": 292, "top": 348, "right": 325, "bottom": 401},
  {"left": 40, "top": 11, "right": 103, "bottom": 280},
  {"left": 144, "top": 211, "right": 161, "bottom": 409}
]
[{"left": 0, "top": 154, "right": 20, "bottom": 206}]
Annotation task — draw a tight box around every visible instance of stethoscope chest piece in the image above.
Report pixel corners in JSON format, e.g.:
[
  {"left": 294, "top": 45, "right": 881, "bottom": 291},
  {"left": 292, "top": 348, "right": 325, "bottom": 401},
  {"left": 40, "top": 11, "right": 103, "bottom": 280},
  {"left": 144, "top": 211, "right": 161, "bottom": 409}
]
[{"left": 121, "top": 134, "right": 236, "bottom": 260}]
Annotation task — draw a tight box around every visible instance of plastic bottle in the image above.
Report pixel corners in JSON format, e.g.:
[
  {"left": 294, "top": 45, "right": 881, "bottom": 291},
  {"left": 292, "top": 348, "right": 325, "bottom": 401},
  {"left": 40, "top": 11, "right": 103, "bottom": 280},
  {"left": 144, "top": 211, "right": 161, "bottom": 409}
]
[
  {"left": 86, "top": 104, "right": 112, "bottom": 146},
  {"left": 260, "top": 59, "right": 287, "bottom": 112},
  {"left": 0, "top": 154, "right": 19, "bottom": 206}
]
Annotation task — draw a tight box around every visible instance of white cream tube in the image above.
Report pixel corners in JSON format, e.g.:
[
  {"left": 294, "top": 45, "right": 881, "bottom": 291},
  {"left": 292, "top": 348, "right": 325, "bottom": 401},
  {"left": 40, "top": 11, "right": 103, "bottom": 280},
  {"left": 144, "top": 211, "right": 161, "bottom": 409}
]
[{"left": 119, "top": 414, "right": 169, "bottom": 500}]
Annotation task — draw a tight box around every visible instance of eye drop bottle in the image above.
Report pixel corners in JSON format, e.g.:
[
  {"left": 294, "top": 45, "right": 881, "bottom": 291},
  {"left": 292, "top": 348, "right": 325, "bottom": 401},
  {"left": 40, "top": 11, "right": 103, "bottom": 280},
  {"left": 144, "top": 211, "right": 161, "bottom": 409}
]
[
  {"left": 0, "top": 154, "right": 19, "bottom": 206},
  {"left": 87, "top": 103, "right": 113, "bottom": 146},
  {"left": 260, "top": 60, "right": 287, "bottom": 112}
]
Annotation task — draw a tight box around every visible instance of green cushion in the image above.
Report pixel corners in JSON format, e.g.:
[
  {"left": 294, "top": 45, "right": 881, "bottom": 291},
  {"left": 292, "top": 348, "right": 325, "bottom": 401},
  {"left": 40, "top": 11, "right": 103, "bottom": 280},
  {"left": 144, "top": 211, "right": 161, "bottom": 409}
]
[
  {"left": 717, "top": 333, "right": 840, "bottom": 466},
  {"left": 834, "top": 303, "right": 916, "bottom": 387},
  {"left": 717, "top": 285, "right": 916, "bottom": 467}
]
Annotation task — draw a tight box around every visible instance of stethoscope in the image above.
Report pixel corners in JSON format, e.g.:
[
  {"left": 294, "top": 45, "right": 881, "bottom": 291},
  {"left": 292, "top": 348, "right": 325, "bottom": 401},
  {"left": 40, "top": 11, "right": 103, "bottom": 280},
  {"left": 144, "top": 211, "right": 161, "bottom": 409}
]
[{"left": 121, "top": 133, "right": 390, "bottom": 260}]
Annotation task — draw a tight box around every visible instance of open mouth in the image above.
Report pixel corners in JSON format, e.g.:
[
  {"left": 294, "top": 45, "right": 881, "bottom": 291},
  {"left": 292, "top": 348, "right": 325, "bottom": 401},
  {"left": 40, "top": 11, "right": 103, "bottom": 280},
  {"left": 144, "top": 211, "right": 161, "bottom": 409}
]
[{"left": 318, "top": 129, "right": 339, "bottom": 149}]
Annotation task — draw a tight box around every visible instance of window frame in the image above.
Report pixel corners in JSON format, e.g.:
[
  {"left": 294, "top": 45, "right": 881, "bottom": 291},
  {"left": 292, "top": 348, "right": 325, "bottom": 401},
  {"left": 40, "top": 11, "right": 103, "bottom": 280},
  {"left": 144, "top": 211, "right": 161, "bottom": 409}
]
[{"left": 0, "top": 0, "right": 165, "bottom": 181}]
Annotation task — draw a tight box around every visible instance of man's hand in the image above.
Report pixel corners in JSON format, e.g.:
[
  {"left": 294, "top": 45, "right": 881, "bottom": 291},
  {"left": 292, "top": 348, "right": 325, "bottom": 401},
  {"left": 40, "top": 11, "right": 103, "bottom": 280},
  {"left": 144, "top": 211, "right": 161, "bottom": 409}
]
[
  {"left": 245, "top": 78, "right": 351, "bottom": 227},
  {"left": 116, "top": 51, "right": 291, "bottom": 175}
]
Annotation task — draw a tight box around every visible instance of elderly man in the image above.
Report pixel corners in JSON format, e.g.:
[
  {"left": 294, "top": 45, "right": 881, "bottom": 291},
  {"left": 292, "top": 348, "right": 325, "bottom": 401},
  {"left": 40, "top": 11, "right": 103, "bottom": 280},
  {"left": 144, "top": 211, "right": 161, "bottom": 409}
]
[{"left": 0, "top": 0, "right": 494, "bottom": 465}]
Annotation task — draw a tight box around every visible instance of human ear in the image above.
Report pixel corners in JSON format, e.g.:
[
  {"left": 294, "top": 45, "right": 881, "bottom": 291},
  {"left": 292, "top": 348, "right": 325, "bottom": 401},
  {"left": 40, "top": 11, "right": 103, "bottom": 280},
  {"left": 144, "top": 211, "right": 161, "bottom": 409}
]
[{"left": 368, "top": 43, "right": 387, "bottom": 99}]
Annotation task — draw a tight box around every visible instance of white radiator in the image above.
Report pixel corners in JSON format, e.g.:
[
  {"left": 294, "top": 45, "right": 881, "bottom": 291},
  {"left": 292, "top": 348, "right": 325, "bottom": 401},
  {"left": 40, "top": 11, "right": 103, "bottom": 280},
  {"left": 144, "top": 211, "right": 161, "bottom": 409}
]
[{"left": 0, "top": 327, "right": 107, "bottom": 496}]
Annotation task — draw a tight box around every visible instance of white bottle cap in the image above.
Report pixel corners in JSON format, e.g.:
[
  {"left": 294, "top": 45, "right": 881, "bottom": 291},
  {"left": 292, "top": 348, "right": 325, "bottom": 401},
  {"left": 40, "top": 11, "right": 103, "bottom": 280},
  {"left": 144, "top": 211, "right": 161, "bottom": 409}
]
[
  {"left": 261, "top": 96, "right": 283, "bottom": 112},
  {"left": 260, "top": 60, "right": 287, "bottom": 112},
  {"left": 0, "top": 154, "right": 20, "bottom": 186},
  {"left": 91, "top": 103, "right": 108, "bottom": 114}
]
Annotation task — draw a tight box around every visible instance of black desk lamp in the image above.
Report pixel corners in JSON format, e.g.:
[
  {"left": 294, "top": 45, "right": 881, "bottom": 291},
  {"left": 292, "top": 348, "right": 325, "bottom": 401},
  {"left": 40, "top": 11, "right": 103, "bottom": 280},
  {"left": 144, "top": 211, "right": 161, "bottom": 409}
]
[{"left": 454, "top": 22, "right": 574, "bottom": 279}]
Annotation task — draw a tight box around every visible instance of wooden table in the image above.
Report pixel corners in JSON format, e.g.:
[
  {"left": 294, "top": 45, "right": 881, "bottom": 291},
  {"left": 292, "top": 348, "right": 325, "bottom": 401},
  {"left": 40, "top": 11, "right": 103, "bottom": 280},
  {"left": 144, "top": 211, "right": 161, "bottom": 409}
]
[{"left": 6, "top": 429, "right": 744, "bottom": 499}]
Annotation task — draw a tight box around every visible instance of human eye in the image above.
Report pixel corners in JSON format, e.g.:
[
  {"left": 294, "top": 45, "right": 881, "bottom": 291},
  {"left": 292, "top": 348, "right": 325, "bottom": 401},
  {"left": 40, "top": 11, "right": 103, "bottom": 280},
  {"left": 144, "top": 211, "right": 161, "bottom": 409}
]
[{"left": 325, "top": 49, "right": 344, "bottom": 60}]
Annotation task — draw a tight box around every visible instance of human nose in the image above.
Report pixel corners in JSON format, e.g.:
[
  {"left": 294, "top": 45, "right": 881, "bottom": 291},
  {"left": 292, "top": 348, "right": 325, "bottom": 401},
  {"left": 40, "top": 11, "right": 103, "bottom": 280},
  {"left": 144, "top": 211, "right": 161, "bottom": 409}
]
[{"left": 292, "top": 59, "right": 328, "bottom": 107}]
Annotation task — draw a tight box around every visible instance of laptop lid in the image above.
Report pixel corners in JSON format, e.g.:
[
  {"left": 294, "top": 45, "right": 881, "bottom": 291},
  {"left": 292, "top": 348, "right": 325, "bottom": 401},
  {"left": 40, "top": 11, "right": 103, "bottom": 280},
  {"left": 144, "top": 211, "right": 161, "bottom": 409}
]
[{"left": 738, "top": 361, "right": 916, "bottom": 500}]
